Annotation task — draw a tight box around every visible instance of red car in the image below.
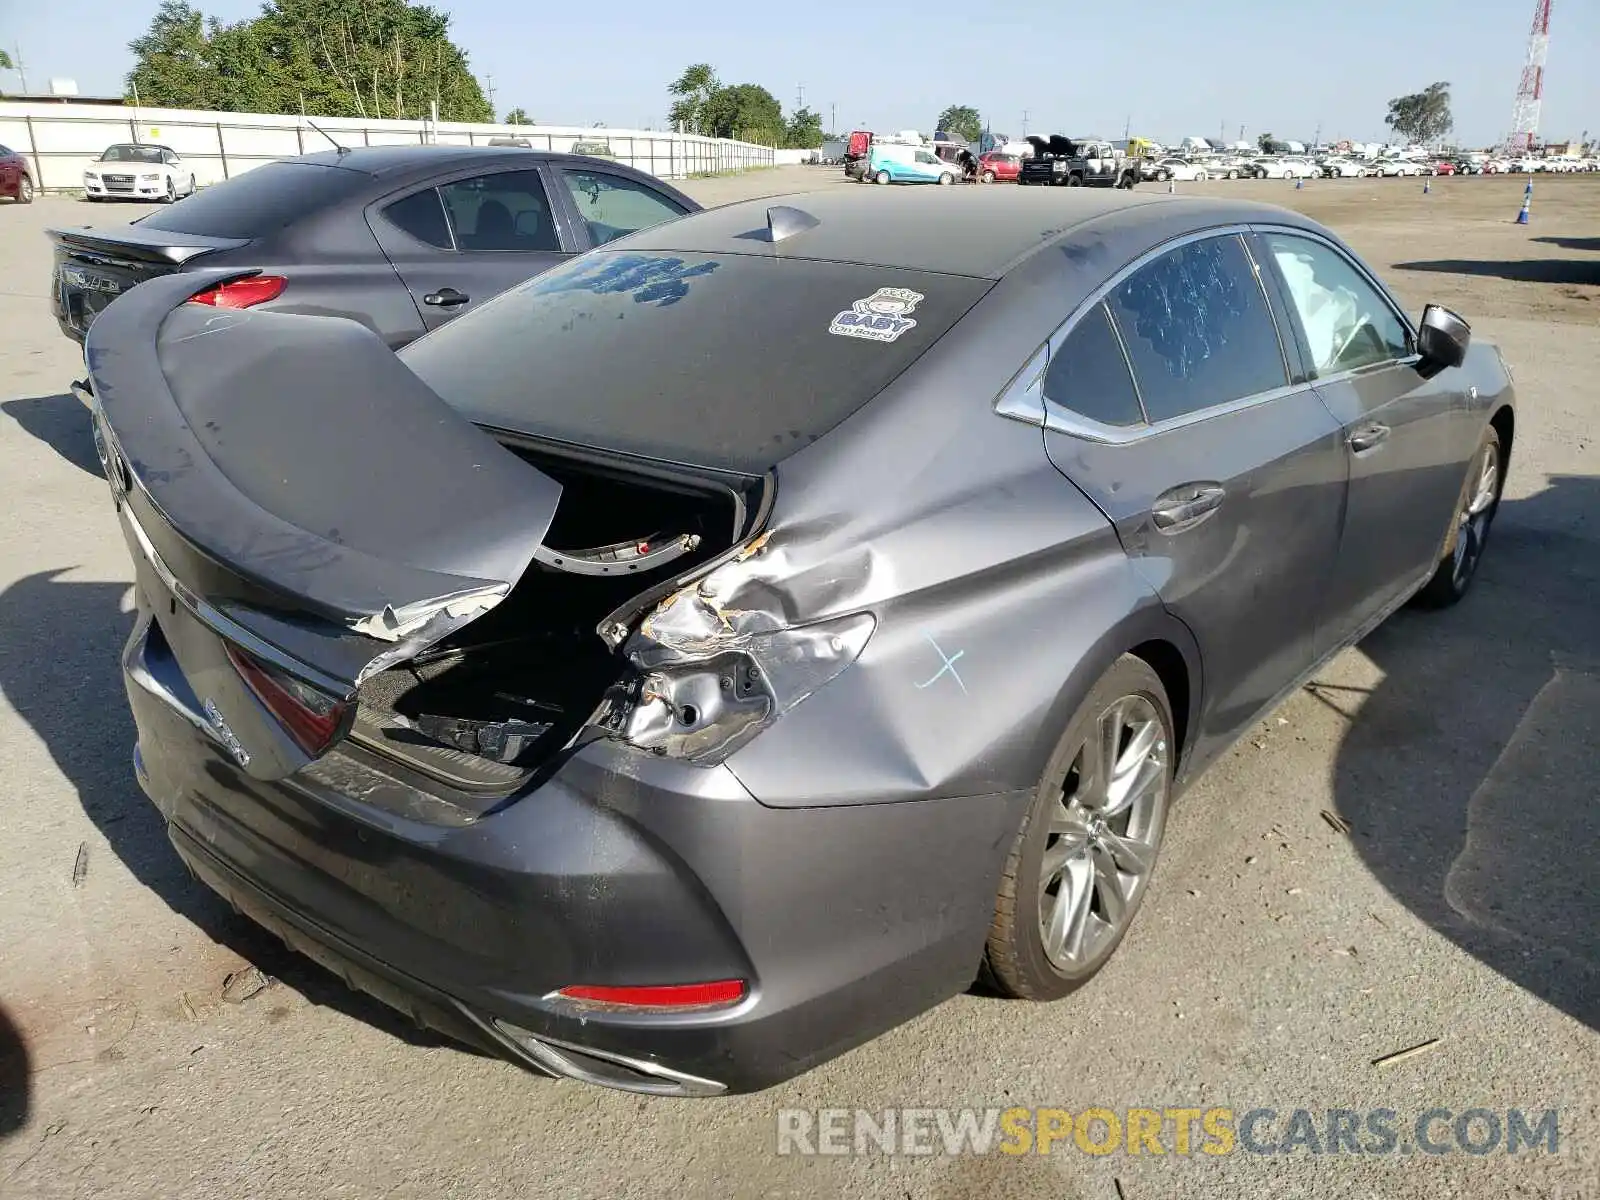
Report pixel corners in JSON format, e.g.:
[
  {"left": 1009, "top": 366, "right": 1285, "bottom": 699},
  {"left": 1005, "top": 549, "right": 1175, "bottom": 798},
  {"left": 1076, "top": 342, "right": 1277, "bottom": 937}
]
[
  {"left": 977, "top": 151, "right": 1021, "bottom": 183},
  {"left": 0, "top": 143, "right": 35, "bottom": 204},
  {"left": 1431, "top": 160, "right": 1457, "bottom": 176}
]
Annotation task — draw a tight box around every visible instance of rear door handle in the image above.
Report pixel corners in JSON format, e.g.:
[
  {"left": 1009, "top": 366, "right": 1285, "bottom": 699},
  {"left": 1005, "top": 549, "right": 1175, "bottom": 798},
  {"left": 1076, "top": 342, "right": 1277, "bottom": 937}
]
[
  {"left": 423, "top": 287, "right": 469, "bottom": 307},
  {"left": 1349, "top": 422, "right": 1390, "bottom": 452},
  {"left": 1151, "top": 483, "right": 1226, "bottom": 532}
]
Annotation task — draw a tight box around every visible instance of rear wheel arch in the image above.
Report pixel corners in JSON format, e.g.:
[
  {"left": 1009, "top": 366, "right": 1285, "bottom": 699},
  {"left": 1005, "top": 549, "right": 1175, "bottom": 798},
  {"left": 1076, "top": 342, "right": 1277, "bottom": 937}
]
[{"left": 1023, "top": 604, "right": 1203, "bottom": 788}]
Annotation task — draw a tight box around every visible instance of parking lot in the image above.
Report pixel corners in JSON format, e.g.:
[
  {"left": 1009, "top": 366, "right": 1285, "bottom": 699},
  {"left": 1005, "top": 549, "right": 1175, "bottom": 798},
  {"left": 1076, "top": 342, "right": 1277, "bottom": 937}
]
[{"left": 1, "top": 166, "right": 1597, "bottom": 1198}]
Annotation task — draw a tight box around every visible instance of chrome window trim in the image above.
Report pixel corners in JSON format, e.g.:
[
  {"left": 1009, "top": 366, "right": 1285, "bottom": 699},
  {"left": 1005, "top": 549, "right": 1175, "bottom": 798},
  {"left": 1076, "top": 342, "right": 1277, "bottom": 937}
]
[
  {"left": 1245, "top": 222, "right": 1421, "bottom": 383},
  {"left": 996, "top": 225, "right": 1306, "bottom": 445}
]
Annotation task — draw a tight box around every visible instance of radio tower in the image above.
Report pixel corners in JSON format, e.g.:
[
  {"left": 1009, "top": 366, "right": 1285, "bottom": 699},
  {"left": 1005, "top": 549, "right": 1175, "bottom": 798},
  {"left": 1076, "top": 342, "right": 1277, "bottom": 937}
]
[{"left": 1503, "top": 0, "right": 1552, "bottom": 155}]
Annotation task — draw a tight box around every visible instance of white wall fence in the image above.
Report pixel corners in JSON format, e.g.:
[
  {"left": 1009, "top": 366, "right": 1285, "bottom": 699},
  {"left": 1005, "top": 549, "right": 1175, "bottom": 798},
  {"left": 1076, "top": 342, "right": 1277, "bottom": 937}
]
[{"left": 0, "top": 102, "right": 776, "bottom": 191}]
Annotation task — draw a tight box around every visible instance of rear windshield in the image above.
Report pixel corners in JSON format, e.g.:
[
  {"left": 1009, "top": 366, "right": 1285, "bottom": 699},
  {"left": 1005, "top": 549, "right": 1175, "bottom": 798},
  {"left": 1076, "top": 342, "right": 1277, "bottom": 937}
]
[
  {"left": 401, "top": 251, "right": 991, "bottom": 473},
  {"left": 136, "top": 162, "right": 368, "bottom": 238}
]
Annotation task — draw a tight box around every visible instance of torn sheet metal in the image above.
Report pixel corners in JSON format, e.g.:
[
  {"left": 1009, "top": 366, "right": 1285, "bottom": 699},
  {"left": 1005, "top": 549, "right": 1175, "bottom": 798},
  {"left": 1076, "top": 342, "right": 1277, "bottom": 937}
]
[{"left": 615, "top": 531, "right": 876, "bottom": 765}]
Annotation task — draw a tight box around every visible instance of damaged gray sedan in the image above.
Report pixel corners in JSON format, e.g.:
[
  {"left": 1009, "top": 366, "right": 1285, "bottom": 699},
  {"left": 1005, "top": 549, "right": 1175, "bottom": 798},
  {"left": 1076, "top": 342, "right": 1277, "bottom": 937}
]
[{"left": 86, "top": 186, "right": 1514, "bottom": 1096}]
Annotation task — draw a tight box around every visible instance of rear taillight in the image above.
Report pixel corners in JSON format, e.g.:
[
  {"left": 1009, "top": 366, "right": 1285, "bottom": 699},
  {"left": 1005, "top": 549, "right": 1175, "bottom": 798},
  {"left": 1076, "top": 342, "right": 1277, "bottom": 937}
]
[
  {"left": 224, "top": 642, "right": 347, "bottom": 756},
  {"left": 553, "top": 980, "right": 747, "bottom": 1011},
  {"left": 189, "top": 276, "right": 286, "bottom": 309}
]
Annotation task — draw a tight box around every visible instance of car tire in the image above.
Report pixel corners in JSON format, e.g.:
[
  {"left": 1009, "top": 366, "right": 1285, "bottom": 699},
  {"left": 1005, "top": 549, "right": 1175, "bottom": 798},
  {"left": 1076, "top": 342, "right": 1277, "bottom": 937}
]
[
  {"left": 1066, "top": 174, "right": 1083, "bottom": 186},
  {"left": 164, "top": 178, "right": 177, "bottom": 203},
  {"left": 875, "top": 170, "right": 890, "bottom": 186},
  {"left": 1195, "top": 170, "right": 1208, "bottom": 181},
  {"left": 189, "top": 175, "right": 197, "bottom": 196},
  {"left": 18, "top": 175, "right": 33, "bottom": 204},
  {"left": 981, "top": 654, "right": 1175, "bottom": 1001},
  {"left": 1414, "top": 425, "right": 1504, "bottom": 609},
  {"left": 981, "top": 169, "right": 995, "bottom": 183},
  {"left": 1227, "top": 169, "right": 1238, "bottom": 179},
  {"left": 938, "top": 172, "right": 955, "bottom": 186},
  {"left": 1157, "top": 169, "right": 1171, "bottom": 181}
]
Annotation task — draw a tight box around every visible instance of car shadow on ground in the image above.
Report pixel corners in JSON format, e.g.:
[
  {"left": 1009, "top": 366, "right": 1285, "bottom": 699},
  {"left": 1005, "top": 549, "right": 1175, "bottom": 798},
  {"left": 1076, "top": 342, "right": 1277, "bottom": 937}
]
[
  {"left": 1392, "top": 258, "right": 1600, "bottom": 286},
  {"left": 1532, "top": 235, "right": 1600, "bottom": 253},
  {"left": 1325, "top": 476, "right": 1600, "bottom": 1032},
  {"left": 0, "top": 570, "right": 474, "bottom": 1056},
  {"left": 1, "top": 394, "right": 102, "bottom": 479},
  {"left": 0, "top": 1003, "right": 28, "bottom": 1141}
]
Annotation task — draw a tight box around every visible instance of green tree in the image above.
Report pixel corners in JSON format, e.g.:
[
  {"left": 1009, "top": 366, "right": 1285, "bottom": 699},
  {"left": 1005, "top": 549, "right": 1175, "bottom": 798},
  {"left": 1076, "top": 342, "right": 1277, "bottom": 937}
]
[
  {"left": 667, "top": 62, "right": 718, "bottom": 134},
  {"left": 127, "top": 1, "right": 221, "bottom": 110},
  {"left": 503, "top": 107, "right": 530, "bottom": 124},
  {"left": 783, "top": 105, "right": 824, "bottom": 149},
  {"left": 125, "top": 0, "right": 492, "bottom": 121},
  {"left": 936, "top": 104, "right": 981, "bottom": 142},
  {"left": 0, "top": 49, "right": 13, "bottom": 70},
  {"left": 702, "top": 82, "right": 782, "bottom": 144},
  {"left": 1385, "top": 82, "right": 1453, "bottom": 145},
  {"left": 1257, "top": 131, "right": 1274, "bottom": 152}
]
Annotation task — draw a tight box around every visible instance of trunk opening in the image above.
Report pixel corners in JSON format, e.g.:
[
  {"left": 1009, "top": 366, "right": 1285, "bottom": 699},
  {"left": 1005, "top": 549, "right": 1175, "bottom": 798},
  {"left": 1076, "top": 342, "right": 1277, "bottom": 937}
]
[{"left": 348, "top": 441, "right": 759, "bottom": 792}]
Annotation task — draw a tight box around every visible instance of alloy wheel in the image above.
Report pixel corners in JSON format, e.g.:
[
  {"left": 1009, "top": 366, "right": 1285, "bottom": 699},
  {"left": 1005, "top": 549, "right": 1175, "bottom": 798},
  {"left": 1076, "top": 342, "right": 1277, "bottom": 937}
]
[
  {"left": 1036, "top": 695, "right": 1169, "bottom": 973},
  {"left": 1451, "top": 439, "right": 1501, "bottom": 589}
]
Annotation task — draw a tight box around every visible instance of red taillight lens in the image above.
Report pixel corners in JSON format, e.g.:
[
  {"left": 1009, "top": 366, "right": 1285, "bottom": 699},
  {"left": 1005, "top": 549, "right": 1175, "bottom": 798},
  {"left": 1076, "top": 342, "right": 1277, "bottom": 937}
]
[
  {"left": 189, "top": 275, "right": 287, "bottom": 309},
  {"left": 224, "top": 642, "right": 347, "bottom": 756},
  {"left": 555, "top": 980, "right": 747, "bottom": 1010}
]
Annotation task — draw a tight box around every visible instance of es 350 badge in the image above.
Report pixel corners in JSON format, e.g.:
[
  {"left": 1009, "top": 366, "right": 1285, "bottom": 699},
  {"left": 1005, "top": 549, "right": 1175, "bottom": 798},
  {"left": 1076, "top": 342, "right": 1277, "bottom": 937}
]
[{"left": 828, "top": 287, "right": 923, "bottom": 343}]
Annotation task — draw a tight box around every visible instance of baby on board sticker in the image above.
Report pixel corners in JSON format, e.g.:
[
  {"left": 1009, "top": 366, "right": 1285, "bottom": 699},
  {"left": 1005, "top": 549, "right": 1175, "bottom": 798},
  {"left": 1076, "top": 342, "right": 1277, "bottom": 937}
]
[{"left": 828, "top": 287, "right": 924, "bottom": 343}]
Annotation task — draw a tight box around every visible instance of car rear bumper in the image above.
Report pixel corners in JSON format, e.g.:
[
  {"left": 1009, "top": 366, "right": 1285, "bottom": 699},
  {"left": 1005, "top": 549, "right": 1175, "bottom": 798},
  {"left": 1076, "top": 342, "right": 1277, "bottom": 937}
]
[{"left": 122, "top": 610, "right": 1027, "bottom": 1095}]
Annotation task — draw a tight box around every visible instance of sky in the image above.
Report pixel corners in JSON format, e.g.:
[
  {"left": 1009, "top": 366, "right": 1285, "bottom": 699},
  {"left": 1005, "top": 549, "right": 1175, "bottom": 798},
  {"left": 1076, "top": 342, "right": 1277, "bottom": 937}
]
[{"left": 2, "top": 0, "right": 1596, "bottom": 148}]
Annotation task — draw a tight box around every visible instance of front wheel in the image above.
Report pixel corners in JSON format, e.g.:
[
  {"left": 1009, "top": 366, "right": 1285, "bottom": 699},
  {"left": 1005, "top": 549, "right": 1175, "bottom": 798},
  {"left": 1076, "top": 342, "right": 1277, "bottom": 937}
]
[
  {"left": 982, "top": 654, "right": 1174, "bottom": 1000},
  {"left": 981, "top": 169, "right": 995, "bottom": 183},
  {"left": 937, "top": 171, "right": 955, "bottom": 186},
  {"left": 874, "top": 170, "right": 890, "bottom": 186},
  {"left": 18, "top": 175, "right": 34, "bottom": 204},
  {"left": 1414, "top": 426, "right": 1504, "bottom": 609},
  {"left": 163, "top": 177, "right": 177, "bottom": 203},
  {"left": 1227, "top": 169, "right": 1239, "bottom": 179},
  {"left": 1195, "top": 170, "right": 1208, "bottom": 181},
  {"left": 1157, "top": 169, "right": 1171, "bottom": 181}
]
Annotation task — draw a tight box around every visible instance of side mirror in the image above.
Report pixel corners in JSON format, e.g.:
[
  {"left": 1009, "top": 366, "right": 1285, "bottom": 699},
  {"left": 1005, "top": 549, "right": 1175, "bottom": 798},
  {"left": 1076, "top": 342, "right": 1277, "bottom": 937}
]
[{"left": 1417, "top": 303, "right": 1470, "bottom": 370}]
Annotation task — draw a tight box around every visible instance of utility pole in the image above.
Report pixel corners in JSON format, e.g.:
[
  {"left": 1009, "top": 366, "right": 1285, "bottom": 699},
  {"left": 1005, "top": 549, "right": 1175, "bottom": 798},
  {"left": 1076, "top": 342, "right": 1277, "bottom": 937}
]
[
  {"left": 485, "top": 74, "right": 496, "bottom": 118},
  {"left": 796, "top": 83, "right": 805, "bottom": 112},
  {"left": 830, "top": 102, "right": 836, "bottom": 137},
  {"left": 13, "top": 43, "right": 28, "bottom": 94},
  {"left": 1124, "top": 114, "right": 1131, "bottom": 140},
  {"left": 1022, "top": 109, "right": 1030, "bottom": 136}
]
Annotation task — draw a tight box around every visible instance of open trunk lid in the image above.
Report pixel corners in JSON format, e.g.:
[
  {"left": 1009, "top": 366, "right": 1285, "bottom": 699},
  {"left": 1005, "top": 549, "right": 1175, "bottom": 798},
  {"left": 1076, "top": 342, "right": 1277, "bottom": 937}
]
[
  {"left": 49, "top": 224, "right": 248, "bottom": 338},
  {"left": 86, "top": 271, "right": 563, "bottom": 781}
]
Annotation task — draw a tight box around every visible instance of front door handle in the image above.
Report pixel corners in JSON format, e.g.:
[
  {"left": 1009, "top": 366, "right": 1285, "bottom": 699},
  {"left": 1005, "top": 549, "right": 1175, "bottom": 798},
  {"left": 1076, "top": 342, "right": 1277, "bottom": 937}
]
[
  {"left": 1151, "top": 483, "right": 1226, "bottom": 532},
  {"left": 1349, "top": 422, "right": 1390, "bottom": 452},
  {"left": 423, "top": 287, "right": 470, "bottom": 307}
]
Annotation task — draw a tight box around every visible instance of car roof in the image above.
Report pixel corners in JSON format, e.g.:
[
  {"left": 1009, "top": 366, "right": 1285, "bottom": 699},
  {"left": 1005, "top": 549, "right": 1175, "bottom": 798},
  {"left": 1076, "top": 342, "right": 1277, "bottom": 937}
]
[
  {"left": 617, "top": 187, "right": 1320, "bottom": 280},
  {"left": 288, "top": 144, "right": 576, "bottom": 179}
]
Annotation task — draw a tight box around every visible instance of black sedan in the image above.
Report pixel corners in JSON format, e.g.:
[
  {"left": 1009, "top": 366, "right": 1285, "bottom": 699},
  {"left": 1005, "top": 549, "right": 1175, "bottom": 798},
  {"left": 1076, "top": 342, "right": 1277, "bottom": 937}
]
[
  {"left": 48, "top": 145, "right": 699, "bottom": 348},
  {"left": 83, "top": 187, "right": 1512, "bottom": 1096}
]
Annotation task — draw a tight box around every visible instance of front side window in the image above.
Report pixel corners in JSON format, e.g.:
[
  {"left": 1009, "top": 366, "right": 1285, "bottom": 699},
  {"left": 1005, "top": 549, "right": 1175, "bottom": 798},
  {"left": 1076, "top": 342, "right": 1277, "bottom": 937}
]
[
  {"left": 1106, "top": 234, "right": 1288, "bottom": 423},
  {"left": 560, "top": 170, "right": 685, "bottom": 247},
  {"left": 1263, "top": 233, "right": 1411, "bottom": 374},
  {"left": 916, "top": 151, "right": 937, "bottom": 165},
  {"left": 437, "top": 169, "right": 560, "bottom": 253},
  {"left": 1043, "top": 302, "right": 1145, "bottom": 427}
]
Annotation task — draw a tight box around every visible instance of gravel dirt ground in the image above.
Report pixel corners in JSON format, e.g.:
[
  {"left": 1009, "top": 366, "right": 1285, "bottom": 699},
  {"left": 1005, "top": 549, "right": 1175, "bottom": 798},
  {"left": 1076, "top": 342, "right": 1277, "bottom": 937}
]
[{"left": 1, "top": 166, "right": 1596, "bottom": 1199}]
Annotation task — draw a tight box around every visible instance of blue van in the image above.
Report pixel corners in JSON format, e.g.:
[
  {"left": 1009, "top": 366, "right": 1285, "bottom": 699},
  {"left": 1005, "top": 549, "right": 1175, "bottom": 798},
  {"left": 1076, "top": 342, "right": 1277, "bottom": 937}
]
[{"left": 865, "top": 143, "right": 960, "bottom": 185}]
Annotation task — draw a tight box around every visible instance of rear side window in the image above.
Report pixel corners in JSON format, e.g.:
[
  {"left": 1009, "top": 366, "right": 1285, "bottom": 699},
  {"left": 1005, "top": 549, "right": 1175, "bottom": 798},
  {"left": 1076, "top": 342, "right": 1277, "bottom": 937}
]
[
  {"left": 401, "top": 252, "right": 992, "bottom": 472},
  {"left": 437, "top": 170, "right": 560, "bottom": 252},
  {"left": 1043, "top": 303, "right": 1144, "bottom": 427},
  {"left": 1107, "top": 234, "right": 1287, "bottom": 423},
  {"left": 383, "top": 189, "right": 454, "bottom": 249},
  {"left": 136, "top": 162, "right": 368, "bottom": 238}
]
